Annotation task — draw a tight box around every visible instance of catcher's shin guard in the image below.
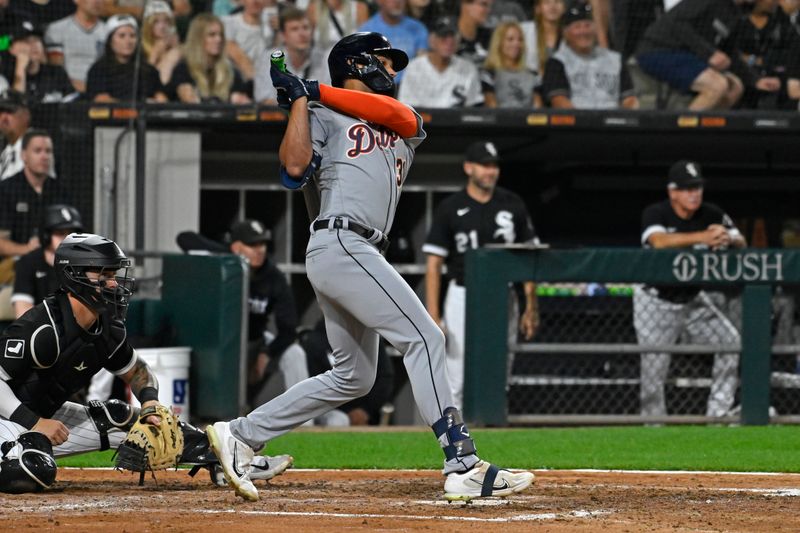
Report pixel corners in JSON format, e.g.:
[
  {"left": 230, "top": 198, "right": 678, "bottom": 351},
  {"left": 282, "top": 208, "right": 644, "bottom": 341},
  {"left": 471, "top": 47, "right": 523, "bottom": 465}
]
[
  {"left": 431, "top": 407, "right": 477, "bottom": 461},
  {"left": 87, "top": 399, "right": 136, "bottom": 451},
  {"left": 0, "top": 432, "right": 57, "bottom": 494},
  {"left": 180, "top": 420, "right": 218, "bottom": 465}
]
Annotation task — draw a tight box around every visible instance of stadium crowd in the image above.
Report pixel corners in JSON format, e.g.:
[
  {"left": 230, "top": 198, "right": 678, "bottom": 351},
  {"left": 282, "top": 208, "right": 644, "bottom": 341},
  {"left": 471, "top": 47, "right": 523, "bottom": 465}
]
[{"left": 0, "top": 0, "right": 794, "bottom": 110}]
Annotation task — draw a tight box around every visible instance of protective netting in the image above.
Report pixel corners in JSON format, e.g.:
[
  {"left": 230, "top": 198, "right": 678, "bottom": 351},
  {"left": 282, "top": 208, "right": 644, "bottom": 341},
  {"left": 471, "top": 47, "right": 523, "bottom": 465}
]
[{"left": 508, "top": 283, "right": 800, "bottom": 420}]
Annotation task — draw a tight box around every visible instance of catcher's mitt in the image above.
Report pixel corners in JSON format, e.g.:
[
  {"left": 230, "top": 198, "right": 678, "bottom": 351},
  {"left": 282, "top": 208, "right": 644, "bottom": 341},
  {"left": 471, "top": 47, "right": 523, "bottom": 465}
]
[{"left": 114, "top": 404, "right": 183, "bottom": 475}]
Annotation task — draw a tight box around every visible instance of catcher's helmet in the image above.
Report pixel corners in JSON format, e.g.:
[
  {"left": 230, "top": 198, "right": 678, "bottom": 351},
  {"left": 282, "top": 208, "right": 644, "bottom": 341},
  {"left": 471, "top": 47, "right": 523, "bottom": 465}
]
[
  {"left": 328, "top": 32, "right": 409, "bottom": 97},
  {"left": 40, "top": 204, "right": 84, "bottom": 248},
  {"left": 55, "top": 233, "right": 134, "bottom": 320}
]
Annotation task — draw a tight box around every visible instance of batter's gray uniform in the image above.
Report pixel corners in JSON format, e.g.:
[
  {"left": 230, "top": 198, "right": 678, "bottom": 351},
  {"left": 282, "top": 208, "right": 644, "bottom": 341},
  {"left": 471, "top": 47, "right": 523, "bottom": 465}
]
[{"left": 229, "top": 103, "right": 477, "bottom": 474}]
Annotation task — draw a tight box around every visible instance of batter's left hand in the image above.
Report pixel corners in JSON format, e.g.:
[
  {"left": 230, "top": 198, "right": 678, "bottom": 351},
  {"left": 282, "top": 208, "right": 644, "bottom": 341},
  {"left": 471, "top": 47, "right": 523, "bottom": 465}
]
[
  {"left": 519, "top": 308, "right": 539, "bottom": 340},
  {"left": 270, "top": 65, "right": 309, "bottom": 105}
]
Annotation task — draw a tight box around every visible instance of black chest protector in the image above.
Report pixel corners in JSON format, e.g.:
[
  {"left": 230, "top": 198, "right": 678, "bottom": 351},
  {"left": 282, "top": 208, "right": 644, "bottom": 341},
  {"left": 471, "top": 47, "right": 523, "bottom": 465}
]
[{"left": 12, "top": 295, "right": 124, "bottom": 418}]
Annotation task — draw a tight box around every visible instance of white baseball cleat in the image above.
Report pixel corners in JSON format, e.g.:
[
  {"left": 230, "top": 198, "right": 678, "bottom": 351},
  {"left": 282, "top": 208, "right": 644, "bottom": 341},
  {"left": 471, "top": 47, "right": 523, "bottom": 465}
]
[
  {"left": 206, "top": 421, "right": 259, "bottom": 501},
  {"left": 443, "top": 460, "right": 534, "bottom": 501},
  {"left": 250, "top": 454, "right": 294, "bottom": 482}
]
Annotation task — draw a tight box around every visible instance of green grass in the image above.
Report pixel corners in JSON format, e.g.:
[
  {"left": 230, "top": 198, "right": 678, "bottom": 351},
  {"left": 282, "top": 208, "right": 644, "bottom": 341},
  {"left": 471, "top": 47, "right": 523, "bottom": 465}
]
[{"left": 58, "top": 426, "right": 800, "bottom": 472}]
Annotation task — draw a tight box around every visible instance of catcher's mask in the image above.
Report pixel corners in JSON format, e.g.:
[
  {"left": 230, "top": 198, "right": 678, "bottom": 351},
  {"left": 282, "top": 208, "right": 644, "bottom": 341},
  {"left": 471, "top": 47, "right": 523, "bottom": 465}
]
[
  {"left": 328, "top": 32, "right": 408, "bottom": 97},
  {"left": 55, "top": 233, "right": 135, "bottom": 321}
]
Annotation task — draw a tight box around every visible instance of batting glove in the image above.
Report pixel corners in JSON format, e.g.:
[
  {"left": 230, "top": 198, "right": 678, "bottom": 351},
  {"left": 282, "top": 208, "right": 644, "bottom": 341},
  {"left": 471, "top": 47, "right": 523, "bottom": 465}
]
[{"left": 270, "top": 64, "right": 308, "bottom": 105}]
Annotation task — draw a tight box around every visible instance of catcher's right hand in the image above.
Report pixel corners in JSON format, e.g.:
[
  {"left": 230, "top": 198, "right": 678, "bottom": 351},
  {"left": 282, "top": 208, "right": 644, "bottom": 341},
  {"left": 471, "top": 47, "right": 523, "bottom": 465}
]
[{"left": 114, "top": 404, "right": 184, "bottom": 474}]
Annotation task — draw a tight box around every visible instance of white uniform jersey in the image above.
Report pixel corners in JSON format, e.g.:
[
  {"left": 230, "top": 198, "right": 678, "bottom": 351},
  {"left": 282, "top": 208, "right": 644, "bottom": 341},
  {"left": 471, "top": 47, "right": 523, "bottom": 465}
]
[{"left": 398, "top": 54, "right": 484, "bottom": 108}]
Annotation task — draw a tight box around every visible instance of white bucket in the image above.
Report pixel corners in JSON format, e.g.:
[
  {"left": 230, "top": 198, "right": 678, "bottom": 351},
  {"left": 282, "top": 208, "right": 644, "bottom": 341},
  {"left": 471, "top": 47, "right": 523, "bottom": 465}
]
[{"left": 132, "top": 347, "right": 191, "bottom": 422}]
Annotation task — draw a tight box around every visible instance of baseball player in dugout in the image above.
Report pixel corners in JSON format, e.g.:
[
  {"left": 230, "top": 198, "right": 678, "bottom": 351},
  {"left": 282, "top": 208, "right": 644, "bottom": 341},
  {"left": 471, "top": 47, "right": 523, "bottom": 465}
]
[
  {"left": 206, "top": 32, "right": 535, "bottom": 502},
  {"left": 0, "top": 233, "right": 288, "bottom": 494},
  {"left": 423, "top": 141, "right": 539, "bottom": 410},
  {"left": 634, "top": 160, "right": 746, "bottom": 419},
  {"left": 228, "top": 219, "right": 309, "bottom": 410}
]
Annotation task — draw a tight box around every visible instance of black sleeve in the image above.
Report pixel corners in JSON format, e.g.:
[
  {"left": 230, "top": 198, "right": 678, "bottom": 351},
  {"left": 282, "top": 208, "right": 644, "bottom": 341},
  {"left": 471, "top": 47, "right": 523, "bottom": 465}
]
[
  {"left": 512, "top": 195, "right": 537, "bottom": 243},
  {"left": 12, "top": 252, "right": 36, "bottom": 301},
  {"left": 266, "top": 268, "right": 298, "bottom": 361},
  {"left": 619, "top": 63, "right": 636, "bottom": 100},
  {"left": 541, "top": 57, "right": 570, "bottom": 104},
  {"left": 167, "top": 61, "right": 193, "bottom": 101},
  {"left": 143, "top": 63, "right": 164, "bottom": 98},
  {"left": 480, "top": 68, "right": 496, "bottom": 94},
  {"left": 0, "top": 182, "right": 13, "bottom": 233},
  {"left": 231, "top": 66, "right": 248, "bottom": 97},
  {"left": 640, "top": 203, "right": 667, "bottom": 244},
  {"left": 54, "top": 66, "right": 75, "bottom": 96},
  {"left": 85, "top": 61, "right": 108, "bottom": 100},
  {"left": 423, "top": 200, "right": 454, "bottom": 256}
]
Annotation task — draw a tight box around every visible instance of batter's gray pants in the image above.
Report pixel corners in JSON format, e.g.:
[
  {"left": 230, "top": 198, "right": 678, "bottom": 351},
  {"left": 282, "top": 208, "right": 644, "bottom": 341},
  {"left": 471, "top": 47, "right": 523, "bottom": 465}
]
[
  {"left": 231, "top": 228, "right": 475, "bottom": 473},
  {"left": 633, "top": 287, "right": 740, "bottom": 417}
]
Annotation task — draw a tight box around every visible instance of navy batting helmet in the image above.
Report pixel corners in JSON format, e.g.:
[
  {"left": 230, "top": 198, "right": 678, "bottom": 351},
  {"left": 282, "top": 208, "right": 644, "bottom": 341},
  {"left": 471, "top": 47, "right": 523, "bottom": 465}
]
[{"left": 328, "top": 32, "right": 409, "bottom": 97}]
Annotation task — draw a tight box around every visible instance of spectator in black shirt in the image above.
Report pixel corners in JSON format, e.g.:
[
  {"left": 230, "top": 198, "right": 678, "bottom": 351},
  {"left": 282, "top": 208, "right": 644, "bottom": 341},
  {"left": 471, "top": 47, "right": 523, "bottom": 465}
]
[
  {"left": 167, "top": 13, "right": 250, "bottom": 104},
  {"left": 0, "top": 129, "right": 70, "bottom": 259},
  {"left": 733, "top": 0, "right": 800, "bottom": 109},
  {"left": 12, "top": 204, "right": 83, "bottom": 317},
  {"left": 85, "top": 14, "right": 167, "bottom": 102},
  {"left": 781, "top": 0, "right": 800, "bottom": 30},
  {"left": 457, "top": 0, "right": 494, "bottom": 67},
  {"left": 6, "top": 21, "right": 75, "bottom": 103},
  {"left": 636, "top": 0, "right": 755, "bottom": 110},
  {"left": 0, "top": 89, "right": 30, "bottom": 180},
  {"left": 227, "top": 220, "right": 309, "bottom": 406}
]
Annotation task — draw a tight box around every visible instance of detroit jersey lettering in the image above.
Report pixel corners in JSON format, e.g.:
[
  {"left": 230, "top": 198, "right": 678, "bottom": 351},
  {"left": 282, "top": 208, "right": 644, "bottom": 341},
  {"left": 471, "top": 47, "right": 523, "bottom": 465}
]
[{"left": 308, "top": 102, "right": 426, "bottom": 234}]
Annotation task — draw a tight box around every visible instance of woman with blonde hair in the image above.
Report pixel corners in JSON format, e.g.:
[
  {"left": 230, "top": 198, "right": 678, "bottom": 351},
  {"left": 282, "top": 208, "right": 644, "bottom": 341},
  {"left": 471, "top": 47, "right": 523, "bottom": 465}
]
[
  {"left": 520, "top": 0, "right": 564, "bottom": 77},
  {"left": 141, "top": 0, "right": 182, "bottom": 85},
  {"left": 481, "top": 21, "right": 537, "bottom": 108},
  {"left": 167, "top": 13, "right": 250, "bottom": 103}
]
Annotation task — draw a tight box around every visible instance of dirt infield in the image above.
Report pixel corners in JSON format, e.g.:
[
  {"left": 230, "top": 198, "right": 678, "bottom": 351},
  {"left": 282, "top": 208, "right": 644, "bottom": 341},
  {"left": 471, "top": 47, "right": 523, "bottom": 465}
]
[{"left": 1, "top": 468, "right": 798, "bottom": 532}]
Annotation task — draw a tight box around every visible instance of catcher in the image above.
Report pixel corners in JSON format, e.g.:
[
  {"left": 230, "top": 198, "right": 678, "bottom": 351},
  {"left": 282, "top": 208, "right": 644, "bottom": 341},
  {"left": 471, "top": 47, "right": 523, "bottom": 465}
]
[{"left": 0, "top": 233, "right": 290, "bottom": 493}]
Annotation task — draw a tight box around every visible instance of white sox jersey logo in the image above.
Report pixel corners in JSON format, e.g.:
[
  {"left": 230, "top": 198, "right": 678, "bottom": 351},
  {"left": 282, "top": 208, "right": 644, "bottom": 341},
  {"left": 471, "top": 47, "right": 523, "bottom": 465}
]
[
  {"left": 345, "top": 123, "right": 398, "bottom": 158},
  {"left": 493, "top": 211, "right": 516, "bottom": 243},
  {"left": 4, "top": 339, "right": 25, "bottom": 359}
]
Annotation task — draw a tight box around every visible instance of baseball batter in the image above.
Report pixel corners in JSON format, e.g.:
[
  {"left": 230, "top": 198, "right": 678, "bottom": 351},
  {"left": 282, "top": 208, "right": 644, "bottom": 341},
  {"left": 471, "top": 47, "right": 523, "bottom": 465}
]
[
  {"left": 423, "top": 141, "right": 539, "bottom": 410},
  {"left": 207, "top": 32, "right": 535, "bottom": 502}
]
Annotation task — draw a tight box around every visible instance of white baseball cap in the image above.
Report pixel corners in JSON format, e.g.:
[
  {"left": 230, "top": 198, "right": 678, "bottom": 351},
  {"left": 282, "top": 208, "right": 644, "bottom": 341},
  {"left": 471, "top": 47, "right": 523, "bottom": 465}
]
[
  {"left": 143, "top": 0, "right": 174, "bottom": 20},
  {"left": 106, "top": 14, "right": 138, "bottom": 37}
]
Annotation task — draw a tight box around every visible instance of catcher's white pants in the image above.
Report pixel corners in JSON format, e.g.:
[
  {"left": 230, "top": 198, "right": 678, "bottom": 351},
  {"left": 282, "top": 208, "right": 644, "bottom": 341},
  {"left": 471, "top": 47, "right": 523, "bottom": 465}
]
[
  {"left": 0, "top": 401, "right": 125, "bottom": 458},
  {"left": 633, "top": 287, "right": 740, "bottom": 417}
]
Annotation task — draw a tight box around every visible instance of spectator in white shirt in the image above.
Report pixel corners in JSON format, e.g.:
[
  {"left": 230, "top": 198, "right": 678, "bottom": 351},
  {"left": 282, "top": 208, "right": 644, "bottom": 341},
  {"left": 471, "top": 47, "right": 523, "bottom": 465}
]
[
  {"left": 44, "top": 0, "right": 107, "bottom": 92},
  {"left": 222, "top": 0, "right": 279, "bottom": 81},
  {"left": 254, "top": 7, "right": 330, "bottom": 104},
  {"left": 398, "top": 16, "right": 484, "bottom": 107}
]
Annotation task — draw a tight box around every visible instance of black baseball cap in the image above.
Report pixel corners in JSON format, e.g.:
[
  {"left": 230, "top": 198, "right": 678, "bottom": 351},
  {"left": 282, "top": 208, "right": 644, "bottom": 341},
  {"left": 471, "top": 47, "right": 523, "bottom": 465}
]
[
  {"left": 667, "top": 160, "right": 706, "bottom": 189},
  {"left": 562, "top": 1, "right": 593, "bottom": 27},
  {"left": 230, "top": 219, "right": 272, "bottom": 245},
  {"left": 0, "top": 89, "right": 28, "bottom": 112},
  {"left": 464, "top": 141, "right": 500, "bottom": 164},
  {"left": 431, "top": 16, "right": 458, "bottom": 37},
  {"left": 12, "top": 20, "right": 42, "bottom": 41}
]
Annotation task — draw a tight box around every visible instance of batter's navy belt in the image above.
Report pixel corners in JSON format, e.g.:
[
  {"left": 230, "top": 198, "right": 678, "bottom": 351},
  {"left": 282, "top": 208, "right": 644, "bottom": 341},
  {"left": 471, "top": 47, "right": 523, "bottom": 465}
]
[{"left": 314, "top": 217, "right": 390, "bottom": 253}]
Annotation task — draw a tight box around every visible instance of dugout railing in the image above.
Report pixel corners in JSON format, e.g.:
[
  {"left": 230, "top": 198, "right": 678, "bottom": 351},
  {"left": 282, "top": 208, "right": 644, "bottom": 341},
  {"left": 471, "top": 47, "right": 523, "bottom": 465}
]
[{"left": 463, "top": 248, "right": 800, "bottom": 427}]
